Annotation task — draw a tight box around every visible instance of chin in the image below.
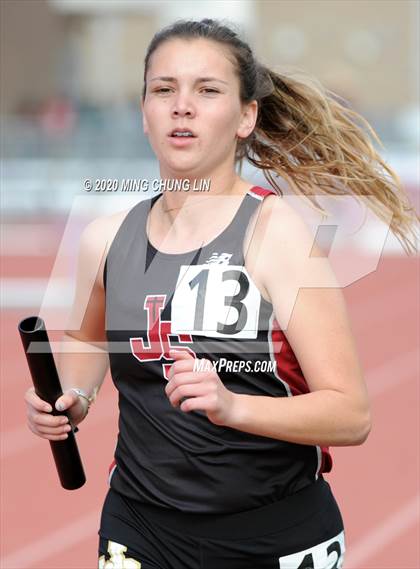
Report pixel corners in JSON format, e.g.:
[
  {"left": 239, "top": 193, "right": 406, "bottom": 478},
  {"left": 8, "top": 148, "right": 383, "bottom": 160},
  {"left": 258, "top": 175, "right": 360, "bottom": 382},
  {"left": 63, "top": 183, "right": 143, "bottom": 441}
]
[{"left": 162, "top": 160, "right": 203, "bottom": 176}]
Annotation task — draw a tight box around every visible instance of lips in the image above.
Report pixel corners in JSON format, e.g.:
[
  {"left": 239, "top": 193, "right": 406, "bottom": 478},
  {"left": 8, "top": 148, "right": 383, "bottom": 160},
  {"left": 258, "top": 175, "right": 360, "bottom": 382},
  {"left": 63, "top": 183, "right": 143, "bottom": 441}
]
[{"left": 168, "top": 127, "right": 197, "bottom": 138}]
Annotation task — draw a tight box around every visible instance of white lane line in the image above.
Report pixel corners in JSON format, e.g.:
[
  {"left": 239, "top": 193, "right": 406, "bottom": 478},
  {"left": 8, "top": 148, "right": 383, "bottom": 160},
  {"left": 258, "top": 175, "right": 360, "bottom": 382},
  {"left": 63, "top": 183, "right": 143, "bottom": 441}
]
[
  {"left": 1, "top": 511, "right": 99, "bottom": 569},
  {"left": 345, "top": 494, "right": 420, "bottom": 568}
]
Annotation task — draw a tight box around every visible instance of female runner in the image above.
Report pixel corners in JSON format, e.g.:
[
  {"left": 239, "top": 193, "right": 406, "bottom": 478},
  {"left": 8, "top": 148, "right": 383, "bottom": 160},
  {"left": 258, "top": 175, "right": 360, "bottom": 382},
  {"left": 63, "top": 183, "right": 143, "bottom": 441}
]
[{"left": 25, "top": 18, "right": 418, "bottom": 569}]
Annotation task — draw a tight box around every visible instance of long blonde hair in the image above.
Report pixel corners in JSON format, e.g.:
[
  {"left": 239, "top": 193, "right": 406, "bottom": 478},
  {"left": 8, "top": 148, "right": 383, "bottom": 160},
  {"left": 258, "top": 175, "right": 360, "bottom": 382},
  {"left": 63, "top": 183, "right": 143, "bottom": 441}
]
[{"left": 143, "top": 18, "right": 419, "bottom": 255}]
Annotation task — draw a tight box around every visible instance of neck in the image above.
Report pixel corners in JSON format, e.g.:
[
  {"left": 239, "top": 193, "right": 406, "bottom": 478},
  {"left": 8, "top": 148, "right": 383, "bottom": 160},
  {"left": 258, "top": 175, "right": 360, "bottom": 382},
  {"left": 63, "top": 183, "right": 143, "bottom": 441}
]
[
  {"left": 148, "top": 176, "right": 253, "bottom": 246},
  {"left": 157, "top": 173, "right": 242, "bottom": 225}
]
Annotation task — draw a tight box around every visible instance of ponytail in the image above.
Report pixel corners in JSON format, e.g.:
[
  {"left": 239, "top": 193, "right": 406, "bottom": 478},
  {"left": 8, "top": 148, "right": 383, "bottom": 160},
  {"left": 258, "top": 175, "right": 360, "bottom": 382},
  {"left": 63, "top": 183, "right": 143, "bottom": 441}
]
[{"left": 245, "top": 67, "right": 418, "bottom": 255}]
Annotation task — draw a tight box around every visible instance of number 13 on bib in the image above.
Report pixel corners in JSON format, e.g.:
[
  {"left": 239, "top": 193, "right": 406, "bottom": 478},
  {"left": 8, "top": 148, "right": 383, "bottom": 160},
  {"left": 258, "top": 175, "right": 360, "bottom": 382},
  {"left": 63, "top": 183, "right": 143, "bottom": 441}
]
[{"left": 171, "top": 264, "right": 261, "bottom": 339}]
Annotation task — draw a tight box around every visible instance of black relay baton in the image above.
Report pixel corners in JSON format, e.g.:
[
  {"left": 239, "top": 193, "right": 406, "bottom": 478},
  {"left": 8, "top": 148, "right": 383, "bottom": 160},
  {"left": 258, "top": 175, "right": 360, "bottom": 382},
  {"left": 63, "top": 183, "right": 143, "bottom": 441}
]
[{"left": 18, "top": 316, "right": 86, "bottom": 490}]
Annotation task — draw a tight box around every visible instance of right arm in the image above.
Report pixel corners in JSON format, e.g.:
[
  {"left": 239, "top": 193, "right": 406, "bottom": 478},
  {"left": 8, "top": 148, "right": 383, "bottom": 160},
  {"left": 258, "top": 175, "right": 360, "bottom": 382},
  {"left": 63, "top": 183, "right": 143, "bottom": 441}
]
[{"left": 25, "top": 214, "right": 117, "bottom": 440}]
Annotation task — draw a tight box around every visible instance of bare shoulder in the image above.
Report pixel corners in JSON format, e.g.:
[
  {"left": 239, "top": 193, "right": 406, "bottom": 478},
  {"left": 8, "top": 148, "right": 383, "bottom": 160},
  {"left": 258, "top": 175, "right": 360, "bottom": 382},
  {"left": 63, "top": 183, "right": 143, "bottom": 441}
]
[
  {"left": 248, "top": 192, "right": 326, "bottom": 263},
  {"left": 257, "top": 193, "right": 309, "bottom": 238},
  {"left": 78, "top": 206, "right": 132, "bottom": 289},
  {"left": 244, "top": 193, "right": 314, "bottom": 301}
]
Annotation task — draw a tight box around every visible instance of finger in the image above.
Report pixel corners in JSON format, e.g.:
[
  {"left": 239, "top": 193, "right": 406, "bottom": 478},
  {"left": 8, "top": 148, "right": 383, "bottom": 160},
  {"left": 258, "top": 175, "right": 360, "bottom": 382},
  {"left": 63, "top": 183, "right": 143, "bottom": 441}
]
[
  {"left": 55, "top": 389, "right": 82, "bottom": 412},
  {"left": 25, "top": 387, "right": 53, "bottom": 413},
  {"left": 169, "top": 349, "right": 195, "bottom": 360},
  {"left": 36, "top": 423, "right": 73, "bottom": 436},
  {"left": 165, "top": 372, "right": 202, "bottom": 397},
  {"left": 167, "top": 359, "right": 195, "bottom": 380},
  {"left": 32, "top": 412, "right": 70, "bottom": 428},
  {"left": 169, "top": 383, "right": 206, "bottom": 408},
  {"left": 179, "top": 395, "right": 209, "bottom": 413},
  {"left": 45, "top": 433, "right": 70, "bottom": 441},
  {"left": 27, "top": 421, "right": 70, "bottom": 441}
]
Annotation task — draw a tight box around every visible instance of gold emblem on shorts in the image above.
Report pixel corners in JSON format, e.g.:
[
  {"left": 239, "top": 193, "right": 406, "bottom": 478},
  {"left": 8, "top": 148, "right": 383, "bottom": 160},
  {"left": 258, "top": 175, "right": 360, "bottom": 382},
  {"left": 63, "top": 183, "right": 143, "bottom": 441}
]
[{"left": 98, "top": 539, "right": 141, "bottom": 568}]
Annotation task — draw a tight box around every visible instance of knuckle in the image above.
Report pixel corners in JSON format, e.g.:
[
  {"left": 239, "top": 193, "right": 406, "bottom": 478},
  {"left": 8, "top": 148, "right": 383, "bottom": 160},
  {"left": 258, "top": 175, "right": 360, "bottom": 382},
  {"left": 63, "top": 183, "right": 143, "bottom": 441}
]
[
  {"left": 28, "top": 423, "right": 41, "bottom": 438},
  {"left": 174, "top": 361, "right": 186, "bottom": 372},
  {"left": 24, "top": 392, "right": 34, "bottom": 405},
  {"left": 182, "top": 399, "right": 191, "bottom": 411}
]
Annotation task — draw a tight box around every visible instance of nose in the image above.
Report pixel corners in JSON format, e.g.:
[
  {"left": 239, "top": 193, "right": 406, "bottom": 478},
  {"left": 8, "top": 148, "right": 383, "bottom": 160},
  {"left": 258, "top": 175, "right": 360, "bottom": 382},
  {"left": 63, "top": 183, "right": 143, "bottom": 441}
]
[{"left": 171, "top": 90, "right": 195, "bottom": 118}]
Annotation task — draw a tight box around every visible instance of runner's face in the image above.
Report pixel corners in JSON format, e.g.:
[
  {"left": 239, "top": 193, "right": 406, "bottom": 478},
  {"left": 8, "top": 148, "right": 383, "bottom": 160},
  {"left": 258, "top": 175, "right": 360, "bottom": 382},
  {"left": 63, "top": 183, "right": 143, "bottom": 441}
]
[{"left": 142, "top": 38, "right": 253, "bottom": 177}]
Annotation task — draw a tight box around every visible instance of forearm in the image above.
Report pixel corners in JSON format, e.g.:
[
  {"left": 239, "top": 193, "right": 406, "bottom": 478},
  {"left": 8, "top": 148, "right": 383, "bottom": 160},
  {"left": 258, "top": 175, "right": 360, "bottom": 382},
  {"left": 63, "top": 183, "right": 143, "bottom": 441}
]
[
  {"left": 56, "top": 332, "right": 109, "bottom": 402},
  {"left": 227, "top": 389, "right": 371, "bottom": 446}
]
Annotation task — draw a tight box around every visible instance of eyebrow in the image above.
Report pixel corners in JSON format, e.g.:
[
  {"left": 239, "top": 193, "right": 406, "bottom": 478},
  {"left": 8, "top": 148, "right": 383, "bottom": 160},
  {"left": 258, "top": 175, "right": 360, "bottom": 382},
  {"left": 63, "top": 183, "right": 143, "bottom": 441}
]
[{"left": 149, "top": 76, "right": 228, "bottom": 85}]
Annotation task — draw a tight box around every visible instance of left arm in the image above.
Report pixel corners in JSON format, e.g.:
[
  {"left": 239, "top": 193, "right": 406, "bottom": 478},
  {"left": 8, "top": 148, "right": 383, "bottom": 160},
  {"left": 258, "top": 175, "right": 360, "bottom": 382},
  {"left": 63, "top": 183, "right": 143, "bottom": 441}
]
[{"left": 226, "top": 196, "right": 372, "bottom": 446}]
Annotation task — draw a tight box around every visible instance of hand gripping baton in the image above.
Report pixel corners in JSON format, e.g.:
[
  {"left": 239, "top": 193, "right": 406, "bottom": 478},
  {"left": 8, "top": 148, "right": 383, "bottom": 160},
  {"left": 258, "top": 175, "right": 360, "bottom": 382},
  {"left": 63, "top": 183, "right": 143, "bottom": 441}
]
[{"left": 18, "top": 316, "right": 86, "bottom": 490}]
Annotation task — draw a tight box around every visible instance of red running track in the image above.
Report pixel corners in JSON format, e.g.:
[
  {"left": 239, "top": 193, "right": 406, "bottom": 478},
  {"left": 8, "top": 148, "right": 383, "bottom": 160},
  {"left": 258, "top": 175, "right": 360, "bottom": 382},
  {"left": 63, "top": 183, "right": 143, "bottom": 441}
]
[{"left": 1, "top": 249, "right": 419, "bottom": 568}]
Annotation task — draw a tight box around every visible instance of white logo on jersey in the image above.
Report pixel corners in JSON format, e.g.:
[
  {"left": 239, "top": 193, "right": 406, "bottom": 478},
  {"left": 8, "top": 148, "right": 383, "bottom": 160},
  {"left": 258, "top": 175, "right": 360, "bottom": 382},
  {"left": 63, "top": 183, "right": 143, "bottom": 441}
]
[{"left": 205, "top": 252, "right": 233, "bottom": 264}]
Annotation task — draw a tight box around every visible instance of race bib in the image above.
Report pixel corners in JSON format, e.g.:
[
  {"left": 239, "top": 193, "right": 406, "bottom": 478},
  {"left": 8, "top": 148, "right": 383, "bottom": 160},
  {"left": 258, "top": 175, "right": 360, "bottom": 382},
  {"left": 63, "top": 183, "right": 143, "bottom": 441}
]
[
  {"left": 278, "top": 529, "right": 346, "bottom": 569},
  {"left": 171, "top": 264, "right": 260, "bottom": 339}
]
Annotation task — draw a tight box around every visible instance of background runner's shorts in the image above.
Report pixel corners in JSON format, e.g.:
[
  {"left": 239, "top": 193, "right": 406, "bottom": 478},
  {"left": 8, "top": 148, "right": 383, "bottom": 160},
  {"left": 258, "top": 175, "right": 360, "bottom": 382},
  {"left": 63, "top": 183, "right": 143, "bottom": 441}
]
[{"left": 98, "top": 476, "right": 346, "bottom": 569}]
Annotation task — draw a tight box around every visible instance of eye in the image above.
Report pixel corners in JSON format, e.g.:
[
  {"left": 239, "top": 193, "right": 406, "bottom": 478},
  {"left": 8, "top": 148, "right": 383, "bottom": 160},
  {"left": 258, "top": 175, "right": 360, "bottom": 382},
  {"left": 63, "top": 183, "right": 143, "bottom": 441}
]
[
  {"left": 154, "top": 87, "right": 172, "bottom": 93},
  {"left": 201, "top": 88, "right": 219, "bottom": 94}
]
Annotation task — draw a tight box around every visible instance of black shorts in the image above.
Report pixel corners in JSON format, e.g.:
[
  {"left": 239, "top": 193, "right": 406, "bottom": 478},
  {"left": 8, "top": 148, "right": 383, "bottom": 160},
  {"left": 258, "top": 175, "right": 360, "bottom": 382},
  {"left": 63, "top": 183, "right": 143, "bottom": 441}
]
[{"left": 98, "top": 476, "right": 346, "bottom": 569}]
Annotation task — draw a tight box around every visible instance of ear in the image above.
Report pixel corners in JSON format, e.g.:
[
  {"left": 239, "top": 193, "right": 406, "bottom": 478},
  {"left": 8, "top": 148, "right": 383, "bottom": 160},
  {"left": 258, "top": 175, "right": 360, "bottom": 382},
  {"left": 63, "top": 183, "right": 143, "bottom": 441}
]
[
  {"left": 236, "top": 100, "right": 258, "bottom": 140},
  {"left": 140, "top": 99, "right": 149, "bottom": 135}
]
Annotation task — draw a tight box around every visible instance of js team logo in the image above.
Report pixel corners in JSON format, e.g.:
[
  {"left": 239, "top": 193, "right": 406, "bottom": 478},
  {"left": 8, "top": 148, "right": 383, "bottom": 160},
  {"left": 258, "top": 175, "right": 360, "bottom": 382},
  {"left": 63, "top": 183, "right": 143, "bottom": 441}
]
[{"left": 130, "top": 294, "right": 195, "bottom": 380}]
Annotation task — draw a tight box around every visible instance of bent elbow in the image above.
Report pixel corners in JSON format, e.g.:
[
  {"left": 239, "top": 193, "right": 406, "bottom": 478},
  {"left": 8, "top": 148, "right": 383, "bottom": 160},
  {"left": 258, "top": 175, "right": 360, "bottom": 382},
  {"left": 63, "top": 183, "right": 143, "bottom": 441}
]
[{"left": 352, "top": 412, "right": 372, "bottom": 445}]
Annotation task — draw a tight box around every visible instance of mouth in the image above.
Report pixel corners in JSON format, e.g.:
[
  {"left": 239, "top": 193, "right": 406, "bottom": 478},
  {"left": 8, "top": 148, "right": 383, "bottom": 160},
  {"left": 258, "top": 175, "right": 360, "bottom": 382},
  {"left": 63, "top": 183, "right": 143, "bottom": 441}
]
[{"left": 168, "top": 128, "right": 197, "bottom": 146}]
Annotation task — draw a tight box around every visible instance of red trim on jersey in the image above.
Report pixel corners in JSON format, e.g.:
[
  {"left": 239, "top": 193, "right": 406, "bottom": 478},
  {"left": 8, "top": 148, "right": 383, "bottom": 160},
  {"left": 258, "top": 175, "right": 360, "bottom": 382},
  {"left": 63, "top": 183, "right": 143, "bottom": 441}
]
[
  {"left": 108, "top": 458, "right": 116, "bottom": 475},
  {"left": 248, "top": 186, "right": 277, "bottom": 199},
  {"left": 271, "top": 317, "right": 310, "bottom": 396},
  {"left": 270, "top": 317, "right": 333, "bottom": 474},
  {"left": 320, "top": 446, "right": 333, "bottom": 472}
]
